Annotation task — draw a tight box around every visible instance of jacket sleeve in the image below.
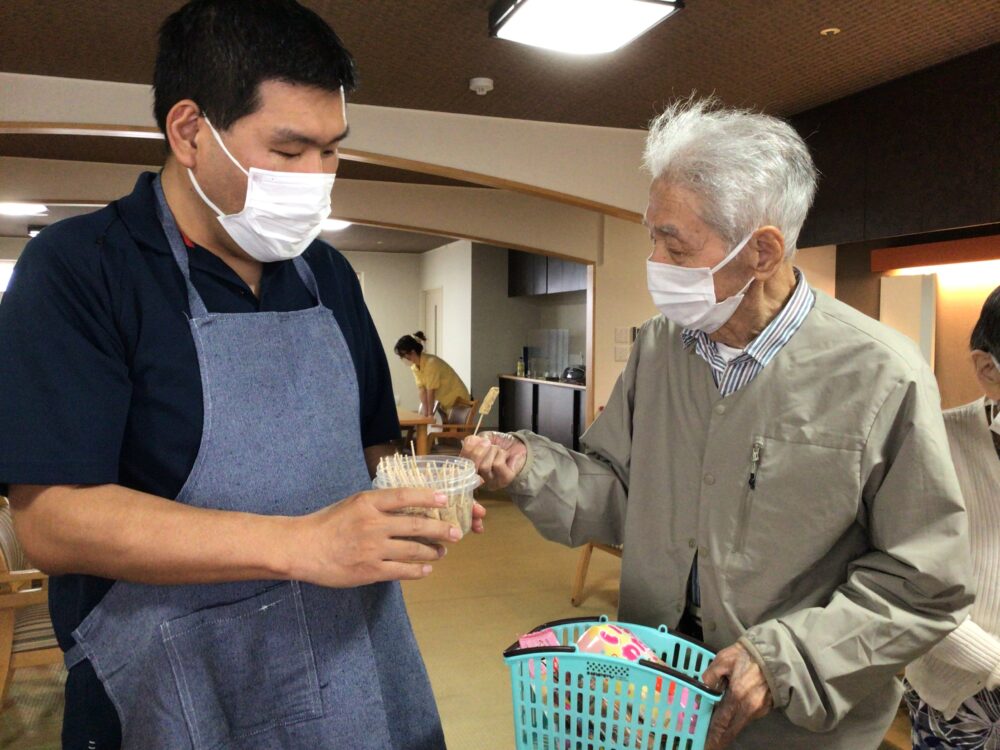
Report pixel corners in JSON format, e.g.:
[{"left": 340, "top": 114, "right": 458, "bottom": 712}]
[
  {"left": 505, "top": 334, "right": 641, "bottom": 548},
  {"left": 739, "top": 368, "right": 975, "bottom": 732}
]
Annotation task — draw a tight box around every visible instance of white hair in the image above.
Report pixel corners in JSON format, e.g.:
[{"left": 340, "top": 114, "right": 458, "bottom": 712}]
[{"left": 643, "top": 96, "right": 819, "bottom": 256}]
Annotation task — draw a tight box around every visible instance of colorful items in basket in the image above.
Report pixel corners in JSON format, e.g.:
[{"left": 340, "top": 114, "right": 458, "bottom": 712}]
[
  {"left": 516, "top": 622, "right": 702, "bottom": 742},
  {"left": 576, "top": 623, "right": 667, "bottom": 665}
]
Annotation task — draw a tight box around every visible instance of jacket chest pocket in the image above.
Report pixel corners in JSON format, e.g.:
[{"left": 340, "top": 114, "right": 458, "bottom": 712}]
[
  {"left": 161, "top": 581, "right": 322, "bottom": 749},
  {"left": 729, "top": 435, "right": 862, "bottom": 577}
]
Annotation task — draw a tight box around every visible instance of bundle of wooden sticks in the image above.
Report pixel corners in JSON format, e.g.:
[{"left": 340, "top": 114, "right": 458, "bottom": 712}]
[{"left": 376, "top": 454, "right": 465, "bottom": 488}]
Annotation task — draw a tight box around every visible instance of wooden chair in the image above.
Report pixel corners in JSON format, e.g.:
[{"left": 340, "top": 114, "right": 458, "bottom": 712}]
[
  {"left": 0, "top": 497, "right": 61, "bottom": 708},
  {"left": 428, "top": 397, "right": 479, "bottom": 454},
  {"left": 570, "top": 541, "right": 623, "bottom": 607}
]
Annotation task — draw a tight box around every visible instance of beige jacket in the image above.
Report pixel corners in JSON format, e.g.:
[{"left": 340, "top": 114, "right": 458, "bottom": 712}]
[{"left": 508, "top": 291, "right": 973, "bottom": 750}]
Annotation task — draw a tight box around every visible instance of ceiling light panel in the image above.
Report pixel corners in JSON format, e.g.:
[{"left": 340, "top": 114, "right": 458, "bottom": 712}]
[{"left": 490, "top": 0, "right": 682, "bottom": 55}]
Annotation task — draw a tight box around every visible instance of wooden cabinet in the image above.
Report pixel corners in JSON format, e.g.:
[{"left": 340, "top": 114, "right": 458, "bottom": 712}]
[
  {"left": 499, "top": 377, "right": 535, "bottom": 432},
  {"left": 791, "top": 45, "right": 999, "bottom": 247},
  {"left": 499, "top": 376, "right": 585, "bottom": 451},
  {"left": 507, "top": 250, "right": 547, "bottom": 297},
  {"left": 508, "top": 252, "right": 586, "bottom": 297}
]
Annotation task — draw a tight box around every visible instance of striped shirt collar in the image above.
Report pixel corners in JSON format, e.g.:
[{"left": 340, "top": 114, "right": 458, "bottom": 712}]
[{"left": 682, "top": 269, "right": 815, "bottom": 395}]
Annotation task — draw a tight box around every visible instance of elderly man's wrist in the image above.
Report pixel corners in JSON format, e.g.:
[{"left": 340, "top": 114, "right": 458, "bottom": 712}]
[{"left": 738, "top": 634, "right": 782, "bottom": 710}]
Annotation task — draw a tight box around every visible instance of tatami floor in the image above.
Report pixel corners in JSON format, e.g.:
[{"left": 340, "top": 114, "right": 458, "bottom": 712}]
[{"left": 1, "top": 496, "right": 910, "bottom": 749}]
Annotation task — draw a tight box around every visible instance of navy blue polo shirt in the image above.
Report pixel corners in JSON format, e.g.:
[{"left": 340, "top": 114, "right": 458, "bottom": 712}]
[{"left": 0, "top": 172, "right": 400, "bottom": 744}]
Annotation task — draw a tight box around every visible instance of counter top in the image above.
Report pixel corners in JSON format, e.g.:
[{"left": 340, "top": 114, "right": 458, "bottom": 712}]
[{"left": 500, "top": 374, "right": 586, "bottom": 390}]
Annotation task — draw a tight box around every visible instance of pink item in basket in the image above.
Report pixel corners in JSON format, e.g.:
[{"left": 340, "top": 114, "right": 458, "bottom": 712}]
[
  {"left": 518, "top": 628, "right": 561, "bottom": 650},
  {"left": 518, "top": 628, "right": 561, "bottom": 679},
  {"left": 575, "top": 623, "right": 666, "bottom": 665}
]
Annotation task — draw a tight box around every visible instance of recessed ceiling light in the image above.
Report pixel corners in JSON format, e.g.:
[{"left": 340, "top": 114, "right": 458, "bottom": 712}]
[
  {"left": 321, "top": 219, "right": 352, "bottom": 232},
  {"left": 0, "top": 202, "right": 48, "bottom": 217},
  {"left": 489, "top": 0, "right": 683, "bottom": 55},
  {"left": 820, "top": 27, "right": 841, "bottom": 37}
]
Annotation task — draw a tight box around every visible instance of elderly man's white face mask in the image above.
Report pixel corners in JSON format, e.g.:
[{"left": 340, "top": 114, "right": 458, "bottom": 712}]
[{"left": 646, "top": 233, "right": 753, "bottom": 333}]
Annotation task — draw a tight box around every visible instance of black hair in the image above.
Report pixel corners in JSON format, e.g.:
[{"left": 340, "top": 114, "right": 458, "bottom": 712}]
[
  {"left": 971, "top": 285, "right": 1000, "bottom": 359},
  {"left": 394, "top": 332, "right": 427, "bottom": 357},
  {"left": 153, "top": 0, "right": 357, "bottom": 136}
]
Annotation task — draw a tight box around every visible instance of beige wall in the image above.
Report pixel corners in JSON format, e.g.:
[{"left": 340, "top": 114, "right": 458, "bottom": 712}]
[
  {"left": 340, "top": 250, "right": 423, "bottom": 409},
  {"left": 593, "top": 217, "right": 658, "bottom": 410},
  {"left": 0, "top": 72, "right": 649, "bottom": 218},
  {"left": 795, "top": 245, "right": 836, "bottom": 297},
  {"left": 0, "top": 238, "right": 29, "bottom": 260}
]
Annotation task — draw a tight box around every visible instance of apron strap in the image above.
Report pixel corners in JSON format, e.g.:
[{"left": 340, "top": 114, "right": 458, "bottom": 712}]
[
  {"left": 64, "top": 642, "right": 88, "bottom": 670},
  {"left": 291, "top": 255, "right": 324, "bottom": 307},
  {"left": 153, "top": 174, "right": 325, "bottom": 314},
  {"left": 152, "top": 174, "right": 210, "bottom": 319}
]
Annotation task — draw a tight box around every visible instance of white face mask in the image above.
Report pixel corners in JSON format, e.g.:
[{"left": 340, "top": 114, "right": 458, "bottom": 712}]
[
  {"left": 187, "top": 117, "right": 336, "bottom": 263},
  {"left": 646, "top": 233, "right": 754, "bottom": 333}
]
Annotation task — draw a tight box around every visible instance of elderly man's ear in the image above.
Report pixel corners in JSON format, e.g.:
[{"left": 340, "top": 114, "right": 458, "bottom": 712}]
[{"left": 750, "top": 227, "right": 786, "bottom": 278}]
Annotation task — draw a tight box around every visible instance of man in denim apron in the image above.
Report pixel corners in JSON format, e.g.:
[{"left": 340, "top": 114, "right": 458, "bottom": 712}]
[{"left": 0, "top": 2, "right": 481, "bottom": 747}]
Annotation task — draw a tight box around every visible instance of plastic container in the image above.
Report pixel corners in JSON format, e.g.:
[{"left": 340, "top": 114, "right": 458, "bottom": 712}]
[
  {"left": 372, "top": 455, "right": 481, "bottom": 536},
  {"left": 503, "top": 616, "right": 723, "bottom": 750}
]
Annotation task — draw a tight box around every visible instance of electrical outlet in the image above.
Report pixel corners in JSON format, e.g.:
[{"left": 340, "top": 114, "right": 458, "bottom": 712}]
[
  {"left": 614, "top": 345, "right": 630, "bottom": 362},
  {"left": 614, "top": 326, "right": 631, "bottom": 343}
]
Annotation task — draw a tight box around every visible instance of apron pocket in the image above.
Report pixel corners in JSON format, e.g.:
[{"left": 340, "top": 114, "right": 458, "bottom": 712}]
[{"left": 161, "top": 581, "right": 322, "bottom": 750}]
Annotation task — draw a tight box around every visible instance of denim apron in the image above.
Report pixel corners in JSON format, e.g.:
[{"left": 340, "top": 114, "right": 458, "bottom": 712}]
[{"left": 63, "top": 176, "right": 445, "bottom": 750}]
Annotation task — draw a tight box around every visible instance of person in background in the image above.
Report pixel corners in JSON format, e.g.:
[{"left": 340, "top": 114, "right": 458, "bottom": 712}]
[
  {"left": 395, "top": 331, "right": 471, "bottom": 417},
  {"left": 904, "top": 284, "right": 1000, "bottom": 749},
  {"left": 462, "top": 98, "right": 973, "bottom": 750}
]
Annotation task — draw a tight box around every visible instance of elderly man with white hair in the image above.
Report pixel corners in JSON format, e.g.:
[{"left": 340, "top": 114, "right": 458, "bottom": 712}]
[{"left": 463, "top": 99, "right": 974, "bottom": 749}]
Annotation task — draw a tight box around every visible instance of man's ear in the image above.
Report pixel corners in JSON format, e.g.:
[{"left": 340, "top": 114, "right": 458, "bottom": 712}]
[
  {"left": 164, "top": 100, "right": 202, "bottom": 169},
  {"left": 751, "top": 226, "right": 786, "bottom": 278}
]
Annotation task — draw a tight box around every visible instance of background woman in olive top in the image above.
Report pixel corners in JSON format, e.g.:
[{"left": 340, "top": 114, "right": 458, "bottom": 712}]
[{"left": 395, "top": 332, "right": 471, "bottom": 417}]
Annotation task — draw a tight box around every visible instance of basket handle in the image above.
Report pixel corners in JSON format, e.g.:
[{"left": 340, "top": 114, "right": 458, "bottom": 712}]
[
  {"left": 502, "top": 643, "right": 576, "bottom": 658},
  {"left": 637, "top": 658, "right": 725, "bottom": 698},
  {"left": 529, "top": 615, "right": 607, "bottom": 632}
]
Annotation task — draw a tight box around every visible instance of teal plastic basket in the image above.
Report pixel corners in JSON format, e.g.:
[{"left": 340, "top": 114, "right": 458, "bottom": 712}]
[{"left": 503, "top": 616, "right": 722, "bottom": 750}]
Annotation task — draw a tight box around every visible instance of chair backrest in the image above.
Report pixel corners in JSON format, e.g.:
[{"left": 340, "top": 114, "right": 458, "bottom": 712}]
[
  {"left": 445, "top": 398, "right": 478, "bottom": 427},
  {"left": 0, "top": 498, "right": 28, "bottom": 574}
]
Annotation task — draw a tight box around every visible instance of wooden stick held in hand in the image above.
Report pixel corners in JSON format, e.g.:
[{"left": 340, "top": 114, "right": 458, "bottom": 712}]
[{"left": 473, "top": 386, "right": 501, "bottom": 437}]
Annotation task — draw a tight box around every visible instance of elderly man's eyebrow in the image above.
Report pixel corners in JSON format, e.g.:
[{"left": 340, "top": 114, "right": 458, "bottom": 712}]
[
  {"left": 272, "top": 125, "right": 351, "bottom": 147},
  {"left": 647, "top": 222, "right": 685, "bottom": 240}
]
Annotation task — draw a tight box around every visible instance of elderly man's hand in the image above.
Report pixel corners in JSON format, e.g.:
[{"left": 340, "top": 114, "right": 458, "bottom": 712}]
[
  {"left": 461, "top": 434, "right": 527, "bottom": 490},
  {"left": 701, "top": 642, "right": 773, "bottom": 750}
]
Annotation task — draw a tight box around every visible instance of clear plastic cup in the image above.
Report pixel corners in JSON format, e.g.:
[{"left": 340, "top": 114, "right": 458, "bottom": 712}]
[{"left": 372, "top": 455, "right": 482, "bottom": 537}]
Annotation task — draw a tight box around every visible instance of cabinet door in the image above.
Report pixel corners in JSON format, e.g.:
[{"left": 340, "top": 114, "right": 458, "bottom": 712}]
[
  {"left": 530, "top": 253, "right": 548, "bottom": 296},
  {"left": 536, "top": 385, "right": 576, "bottom": 450},
  {"left": 546, "top": 258, "right": 565, "bottom": 294},
  {"left": 507, "top": 250, "right": 533, "bottom": 297},
  {"left": 564, "top": 261, "right": 587, "bottom": 292},
  {"left": 499, "top": 379, "right": 535, "bottom": 432}
]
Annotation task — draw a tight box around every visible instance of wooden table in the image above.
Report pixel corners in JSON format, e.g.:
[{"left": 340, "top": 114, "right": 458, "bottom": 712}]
[{"left": 396, "top": 408, "right": 434, "bottom": 455}]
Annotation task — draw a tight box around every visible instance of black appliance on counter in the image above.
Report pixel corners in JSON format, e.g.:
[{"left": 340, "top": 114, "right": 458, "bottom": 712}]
[{"left": 561, "top": 365, "right": 586, "bottom": 385}]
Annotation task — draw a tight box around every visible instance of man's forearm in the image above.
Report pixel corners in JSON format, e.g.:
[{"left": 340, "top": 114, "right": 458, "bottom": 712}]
[{"left": 8, "top": 483, "right": 297, "bottom": 585}]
